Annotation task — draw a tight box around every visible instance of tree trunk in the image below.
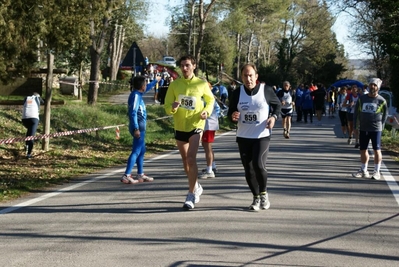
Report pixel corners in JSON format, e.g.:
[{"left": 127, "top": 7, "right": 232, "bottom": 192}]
[
  {"left": 188, "top": 1, "right": 196, "bottom": 55},
  {"left": 194, "top": 0, "right": 217, "bottom": 74},
  {"left": 246, "top": 32, "right": 254, "bottom": 63},
  {"left": 87, "top": 15, "right": 110, "bottom": 105},
  {"left": 109, "top": 25, "right": 125, "bottom": 81},
  {"left": 88, "top": 46, "right": 101, "bottom": 105},
  {"left": 42, "top": 53, "right": 54, "bottom": 151},
  {"left": 78, "top": 61, "right": 83, "bottom": 101},
  {"left": 236, "top": 33, "right": 242, "bottom": 79},
  {"left": 115, "top": 27, "right": 125, "bottom": 76}
]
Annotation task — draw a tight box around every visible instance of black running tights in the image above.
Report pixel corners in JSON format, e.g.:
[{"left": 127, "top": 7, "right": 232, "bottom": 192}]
[{"left": 237, "top": 137, "right": 270, "bottom": 196}]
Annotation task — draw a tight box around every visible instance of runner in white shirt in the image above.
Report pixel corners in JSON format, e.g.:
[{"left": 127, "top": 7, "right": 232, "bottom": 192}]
[{"left": 227, "top": 64, "right": 281, "bottom": 211}]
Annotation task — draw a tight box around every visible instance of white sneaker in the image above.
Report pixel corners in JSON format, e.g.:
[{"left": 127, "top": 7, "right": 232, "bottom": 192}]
[
  {"left": 202, "top": 168, "right": 218, "bottom": 174},
  {"left": 120, "top": 174, "right": 139, "bottom": 184},
  {"left": 194, "top": 183, "right": 203, "bottom": 203},
  {"left": 347, "top": 138, "right": 353, "bottom": 145},
  {"left": 260, "top": 193, "right": 270, "bottom": 210},
  {"left": 249, "top": 197, "right": 260, "bottom": 211},
  {"left": 371, "top": 171, "right": 381, "bottom": 180},
  {"left": 199, "top": 170, "right": 215, "bottom": 179},
  {"left": 136, "top": 173, "right": 154, "bottom": 182},
  {"left": 183, "top": 193, "right": 196, "bottom": 210},
  {"left": 352, "top": 169, "right": 370, "bottom": 178}
]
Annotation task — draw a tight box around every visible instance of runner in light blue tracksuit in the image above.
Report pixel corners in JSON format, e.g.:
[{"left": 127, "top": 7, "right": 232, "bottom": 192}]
[{"left": 121, "top": 75, "right": 160, "bottom": 184}]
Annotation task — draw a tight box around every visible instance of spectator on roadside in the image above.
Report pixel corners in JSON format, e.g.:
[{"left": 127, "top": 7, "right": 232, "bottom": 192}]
[
  {"left": 352, "top": 78, "right": 388, "bottom": 180},
  {"left": 227, "top": 63, "right": 281, "bottom": 211},
  {"left": 301, "top": 85, "right": 314, "bottom": 124},
  {"left": 161, "top": 67, "right": 170, "bottom": 80},
  {"left": 327, "top": 87, "right": 336, "bottom": 118},
  {"left": 309, "top": 82, "right": 317, "bottom": 115},
  {"left": 164, "top": 55, "right": 215, "bottom": 210},
  {"left": 22, "top": 92, "right": 44, "bottom": 159},
  {"left": 227, "top": 81, "right": 237, "bottom": 103},
  {"left": 310, "top": 84, "right": 326, "bottom": 125},
  {"left": 121, "top": 75, "right": 161, "bottom": 184},
  {"left": 154, "top": 71, "right": 163, "bottom": 104},
  {"left": 218, "top": 84, "right": 228, "bottom": 104},
  {"left": 149, "top": 64, "right": 154, "bottom": 82},
  {"left": 295, "top": 84, "right": 304, "bottom": 122}
]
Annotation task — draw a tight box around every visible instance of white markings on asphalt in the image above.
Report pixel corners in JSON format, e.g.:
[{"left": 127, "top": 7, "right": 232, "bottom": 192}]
[
  {"left": 0, "top": 131, "right": 233, "bottom": 215},
  {"left": 2, "top": 130, "right": 396, "bottom": 215},
  {"left": 381, "top": 161, "right": 399, "bottom": 206},
  {"left": 0, "top": 168, "right": 122, "bottom": 215}
]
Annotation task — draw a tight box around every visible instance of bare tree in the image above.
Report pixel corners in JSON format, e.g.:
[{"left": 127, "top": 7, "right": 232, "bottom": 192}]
[
  {"left": 87, "top": 3, "right": 113, "bottom": 105},
  {"left": 109, "top": 24, "right": 125, "bottom": 81},
  {"left": 195, "top": 0, "right": 218, "bottom": 67}
]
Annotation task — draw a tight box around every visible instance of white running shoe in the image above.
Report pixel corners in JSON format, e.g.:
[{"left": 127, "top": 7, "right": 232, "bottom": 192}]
[
  {"left": 120, "top": 174, "right": 139, "bottom": 184},
  {"left": 202, "top": 168, "right": 218, "bottom": 174},
  {"left": 136, "top": 173, "right": 154, "bottom": 182},
  {"left": 371, "top": 171, "right": 381, "bottom": 180},
  {"left": 249, "top": 197, "right": 260, "bottom": 211},
  {"left": 352, "top": 169, "right": 370, "bottom": 178},
  {"left": 260, "top": 193, "right": 270, "bottom": 210},
  {"left": 199, "top": 170, "right": 215, "bottom": 179},
  {"left": 183, "top": 193, "right": 196, "bottom": 210},
  {"left": 194, "top": 183, "right": 203, "bottom": 203}
]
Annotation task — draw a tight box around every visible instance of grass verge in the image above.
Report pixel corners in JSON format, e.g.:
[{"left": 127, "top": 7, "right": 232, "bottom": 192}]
[{"left": 0, "top": 101, "right": 233, "bottom": 202}]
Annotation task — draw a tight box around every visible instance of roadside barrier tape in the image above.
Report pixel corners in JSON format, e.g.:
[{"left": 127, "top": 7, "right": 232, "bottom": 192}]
[
  {"left": 152, "top": 115, "right": 172, "bottom": 121},
  {"left": 88, "top": 80, "right": 130, "bottom": 87},
  {"left": 0, "top": 113, "right": 173, "bottom": 145},
  {"left": 115, "top": 126, "right": 120, "bottom": 140},
  {"left": 58, "top": 80, "right": 130, "bottom": 87},
  {"left": 0, "top": 124, "right": 126, "bottom": 145}
]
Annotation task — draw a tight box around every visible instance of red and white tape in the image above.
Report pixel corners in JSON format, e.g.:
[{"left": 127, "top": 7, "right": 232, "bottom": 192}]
[
  {"left": 58, "top": 80, "right": 130, "bottom": 87},
  {"left": 0, "top": 114, "right": 173, "bottom": 145},
  {"left": 0, "top": 124, "right": 126, "bottom": 145},
  {"left": 115, "top": 126, "right": 120, "bottom": 140},
  {"left": 88, "top": 80, "right": 130, "bottom": 87}
]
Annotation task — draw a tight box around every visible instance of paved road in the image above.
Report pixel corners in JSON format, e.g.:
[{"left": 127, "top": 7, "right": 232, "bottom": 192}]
[{"left": 1, "top": 115, "right": 399, "bottom": 267}]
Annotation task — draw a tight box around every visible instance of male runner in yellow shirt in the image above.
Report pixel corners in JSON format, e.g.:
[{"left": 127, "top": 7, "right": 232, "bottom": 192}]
[{"left": 164, "top": 55, "right": 215, "bottom": 210}]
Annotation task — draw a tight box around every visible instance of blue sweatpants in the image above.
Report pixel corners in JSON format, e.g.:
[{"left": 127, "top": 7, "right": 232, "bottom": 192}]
[{"left": 124, "top": 130, "right": 146, "bottom": 175}]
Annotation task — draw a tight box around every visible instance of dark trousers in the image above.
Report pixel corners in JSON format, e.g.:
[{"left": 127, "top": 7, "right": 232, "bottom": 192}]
[
  {"left": 158, "top": 86, "right": 168, "bottom": 105},
  {"left": 237, "top": 137, "right": 270, "bottom": 196},
  {"left": 22, "top": 118, "right": 39, "bottom": 155},
  {"left": 296, "top": 106, "right": 303, "bottom": 122},
  {"left": 302, "top": 109, "right": 313, "bottom": 123}
]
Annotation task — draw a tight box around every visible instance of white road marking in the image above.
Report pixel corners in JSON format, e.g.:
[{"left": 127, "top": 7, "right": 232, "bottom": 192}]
[
  {"left": 2, "top": 130, "right": 397, "bottom": 215},
  {"left": 0, "top": 132, "right": 233, "bottom": 215},
  {"left": 381, "top": 161, "right": 399, "bottom": 206}
]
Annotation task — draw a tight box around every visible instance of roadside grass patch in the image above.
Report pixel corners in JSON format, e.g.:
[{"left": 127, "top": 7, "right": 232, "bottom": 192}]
[{"left": 0, "top": 103, "right": 177, "bottom": 201}]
